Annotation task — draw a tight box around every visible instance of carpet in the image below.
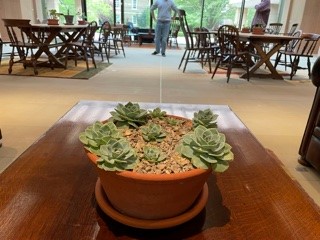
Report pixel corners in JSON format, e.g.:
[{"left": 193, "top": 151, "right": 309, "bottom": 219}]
[
  {"left": 205, "top": 63, "right": 291, "bottom": 77},
  {"left": 0, "top": 59, "right": 112, "bottom": 79}
]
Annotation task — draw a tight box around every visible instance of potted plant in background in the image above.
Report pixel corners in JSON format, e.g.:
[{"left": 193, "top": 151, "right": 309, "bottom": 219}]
[
  {"left": 76, "top": 12, "right": 87, "bottom": 25},
  {"left": 241, "top": 26, "right": 250, "bottom": 33},
  {"left": 63, "top": 8, "right": 74, "bottom": 25},
  {"left": 47, "top": 9, "right": 62, "bottom": 25},
  {"left": 79, "top": 102, "right": 234, "bottom": 228},
  {"left": 252, "top": 24, "right": 265, "bottom": 34}
]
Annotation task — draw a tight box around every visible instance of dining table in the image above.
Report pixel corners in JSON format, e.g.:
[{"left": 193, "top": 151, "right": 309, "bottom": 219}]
[
  {"left": 238, "top": 32, "right": 297, "bottom": 79},
  {"left": 1, "top": 100, "right": 320, "bottom": 239},
  {"left": 26, "top": 24, "right": 87, "bottom": 68}
]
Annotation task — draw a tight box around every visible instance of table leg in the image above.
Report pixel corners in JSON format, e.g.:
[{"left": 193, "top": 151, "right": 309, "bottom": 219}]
[{"left": 240, "top": 42, "right": 285, "bottom": 80}]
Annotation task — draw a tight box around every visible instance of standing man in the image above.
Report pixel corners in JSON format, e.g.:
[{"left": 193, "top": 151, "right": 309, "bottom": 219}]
[
  {"left": 150, "top": 0, "right": 178, "bottom": 57},
  {"left": 251, "top": 0, "right": 271, "bottom": 28}
]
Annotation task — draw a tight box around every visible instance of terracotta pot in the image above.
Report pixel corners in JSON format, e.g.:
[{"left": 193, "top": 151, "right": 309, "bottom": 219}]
[
  {"left": 87, "top": 152, "right": 212, "bottom": 220},
  {"left": 252, "top": 27, "right": 264, "bottom": 35},
  {"left": 47, "top": 19, "right": 59, "bottom": 25},
  {"left": 241, "top": 28, "right": 250, "bottom": 33},
  {"left": 78, "top": 20, "right": 87, "bottom": 25}
]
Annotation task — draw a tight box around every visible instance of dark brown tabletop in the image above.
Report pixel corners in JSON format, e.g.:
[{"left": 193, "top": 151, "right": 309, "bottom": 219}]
[{"left": 1, "top": 100, "right": 320, "bottom": 240}]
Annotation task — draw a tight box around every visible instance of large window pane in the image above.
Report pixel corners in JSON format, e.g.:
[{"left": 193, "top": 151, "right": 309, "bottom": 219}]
[
  {"left": 124, "top": 0, "right": 152, "bottom": 28},
  {"left": 86, "top": 0, "right": 114, "bottom": 25}
]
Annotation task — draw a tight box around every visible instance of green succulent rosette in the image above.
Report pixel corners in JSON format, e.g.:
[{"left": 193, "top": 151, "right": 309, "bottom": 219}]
[
  {"left": 79, "top": 121, "right": 122, "bottom": 155},
  {"left": 97, "top": 138, "right": 138, "bottom": 171},
  {"left": 143, "top": 146, "right": 167, "bottom": 163},
  {"left": 110, "top": 102, "right": 148, "bottom": 128},
  {"left": 192, "top": 109, "right": 218, "bottom": 129},
  {"left": 176, "top": 125, "right": 234, "bottom": 172}
]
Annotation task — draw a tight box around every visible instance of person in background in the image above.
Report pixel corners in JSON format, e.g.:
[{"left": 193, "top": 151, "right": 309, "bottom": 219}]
[
  {"left": 251, "top": 0, "right": 271, "bottom": 28},
  {"left": 150, "top": 0, "right": 178, "bottom": 57}
]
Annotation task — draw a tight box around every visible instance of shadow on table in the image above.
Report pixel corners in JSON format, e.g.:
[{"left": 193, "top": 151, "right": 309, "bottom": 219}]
[{"left": 95, "top": 174, "right": 230, "bottom": 240}]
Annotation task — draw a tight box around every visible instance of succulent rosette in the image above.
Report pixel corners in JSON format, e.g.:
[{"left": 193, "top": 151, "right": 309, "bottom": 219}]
[
  {"left": 192, "top": 108, "right": 218, "bottom": 129},
  {"left": 141, "top": 123, "right": 166, "bottom": 142},
  {"left": 110, "top": 102, "right": 148, "bottom": 128},
  {"left": 143, "top": 146, "right": 167, "bottom": 163},
  {"left": 176, "top": 125, "right": 234, "bottom": 172},
  {"left": 97, "top": 138, "right": 138, "bottom": 171},
  {"left": 79, "top": 121, "right": 122, "bottom": 155}
]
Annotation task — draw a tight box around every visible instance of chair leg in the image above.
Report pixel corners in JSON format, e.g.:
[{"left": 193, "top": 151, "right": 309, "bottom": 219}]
[
  {"left": 274, "top": 52, "right": 282, "bottom": 69},
  {"left": 226, "top": 64, "right": 232, "bottom": 83},
  {"left": 90, "top": 47, "right": 97, "bottom": 69},
  {"left": 307, "top": 57, "right": 311, "bottom": 78},
  {"left": 183, "top": 51, "right": 191, "bottom": 73},
  {"left": 178, "top": 50, "right": 187, "bottom": 69},
  {"left": 211, "top": 59, "right": 221, "bottom": 79},
  {"left": 0, "top": 42, "right": 3, "bottom": 65}
]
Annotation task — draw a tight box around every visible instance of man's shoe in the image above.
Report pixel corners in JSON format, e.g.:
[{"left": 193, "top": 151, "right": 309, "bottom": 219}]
[
  {"left": 152, "top": 51, "right": 158, "bottom": 55},
  {"left": 162, "top": 53, "right": 166, "bottom": 57}
]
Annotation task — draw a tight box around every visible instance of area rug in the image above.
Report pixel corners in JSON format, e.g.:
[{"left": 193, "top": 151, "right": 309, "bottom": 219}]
[
  {"left": 204, "top": 63, "right": 291, "bottom": 78},
  {"left": 0, "top": 59, "right": 112, "bottom": 79}
]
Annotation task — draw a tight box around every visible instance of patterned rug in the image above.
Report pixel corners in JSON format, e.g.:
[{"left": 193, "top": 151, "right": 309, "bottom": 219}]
[
  {"left": 0, "top": 59, "right": 112, "bottom": 79},
  {"left": 205, "top": 63, "right": 291, "bottom": 78}
]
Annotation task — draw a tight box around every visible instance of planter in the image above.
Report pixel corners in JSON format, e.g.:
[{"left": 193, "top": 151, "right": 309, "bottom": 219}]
[
  {"left": 252, "top": 27, "right": 264, "bottom": 35},
  {"left": 47, "top": 19, "right": 59, "bottom": 25},
  {"left": 241, "top": 27, "right": 250, "bottom": 33},
  {"left": 79, "top": 103, "right": 234, "bottom": 228},
  {"left": 77, "top": 20, "right": 87, "bottom": 25},
  {"left": 87, "top": 151, "right": 211, "bottom": 228},
  {"left": 64, "top": 15, "right": 74, "bottom": 25}
]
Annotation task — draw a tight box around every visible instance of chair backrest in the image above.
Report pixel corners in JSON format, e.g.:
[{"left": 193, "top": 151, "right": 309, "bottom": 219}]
[
  {"left": 285, "top": 30, "right": 302, "bottom": 51},
  {"left": 268, "top": 23, "right": 283, "bottom": 35},
  {"left": 82, "top": 21, "right": 98, "bottom": 46},
  {"left": 170, "top": 17, "right": 180, "bottom": 38},
  {"left": 291, "top": 33, "right": 320, "bottom": 57},
  {"left": 216, "top": 25, "right": 241, "bottom": 56},
  {"left": 2, "top": 19, "right": 31, "bottom": 44},
  {"left": 99, "top": 20, "right": 112, "bottom": 42},
  {"left": 286, "top": 23, "right": 298, "bottom": 36},
  {"left": 178, "top": 9, "right": 195, "bottom": 49}
]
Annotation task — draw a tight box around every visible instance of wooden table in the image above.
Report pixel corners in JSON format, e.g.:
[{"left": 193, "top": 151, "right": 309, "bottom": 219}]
[
  {"left": 138, "top": 33, "right": 155, "bottom": 45},
  {"left": 27, "top": 24, "right": 87, "bottom": 68},
  {"left": 238, "top": 33, "right": 296, "bottom": 79},
  {"left": 1, "top": 101, "right": 320, "bottom": 239}
]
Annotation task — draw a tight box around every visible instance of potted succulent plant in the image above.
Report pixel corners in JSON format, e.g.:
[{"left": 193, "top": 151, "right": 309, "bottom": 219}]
[{"left": 79, "top": 102, "right": 234, "bottom": 228}]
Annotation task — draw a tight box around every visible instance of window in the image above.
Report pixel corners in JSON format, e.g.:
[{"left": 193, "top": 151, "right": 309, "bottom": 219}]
[
  {"left": 132, "top": 0, "right": 137, "bottom": 10},
  {"left": 115, "top": 0, "right": 120, "bottom": 9}
]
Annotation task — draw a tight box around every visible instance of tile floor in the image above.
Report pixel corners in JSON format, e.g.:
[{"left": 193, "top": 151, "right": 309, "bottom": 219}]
[{"left": 0, "top": 46, "right": 319, "bottom": 206}]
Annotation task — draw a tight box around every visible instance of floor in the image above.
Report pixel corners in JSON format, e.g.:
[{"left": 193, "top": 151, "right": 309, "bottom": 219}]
[{"left": 0, "top": 45, "right": 320, "bottom": 207}]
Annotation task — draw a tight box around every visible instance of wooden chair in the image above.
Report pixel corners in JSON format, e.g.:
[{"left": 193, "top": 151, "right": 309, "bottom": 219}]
[
  {"left": 274, "top": 32, "right": 320, "bottom": 79},
  {"left": 111, "top": 25, "right": 126, "bottom": 57},
  {"left": 65, "top": 21, "right": 98, "bottom": 71},
  {"left": 211, "top": 25, "right": 250, "bottom": 83},
  {"left": 285, "top": 23, "right": 298, "bottom": 36},
  {"left": 273, "top": 30, "right": 302, "bottom": 71},
  {"left": 93, "top": 20, "right": 111, "bottom": 63},
  {"left": 2, "top": 19, "right": 48, "bottom": 75},
  {"left": 178, "top": 9, "right": 212, "bottom": 73},
  {"left": 266, "top": 23, "right": 283, "bottom": 35},
  {"left": 168, "top": 17, "right": 180, "bottom": 48}
]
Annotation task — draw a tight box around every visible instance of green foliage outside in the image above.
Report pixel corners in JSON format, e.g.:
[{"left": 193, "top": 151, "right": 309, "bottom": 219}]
[
  {"left": 49, "top": 0, "right": 256, "bottom": 29},
  {"left": 175, "top": 0, "right": 237, "bottom": 30}
]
